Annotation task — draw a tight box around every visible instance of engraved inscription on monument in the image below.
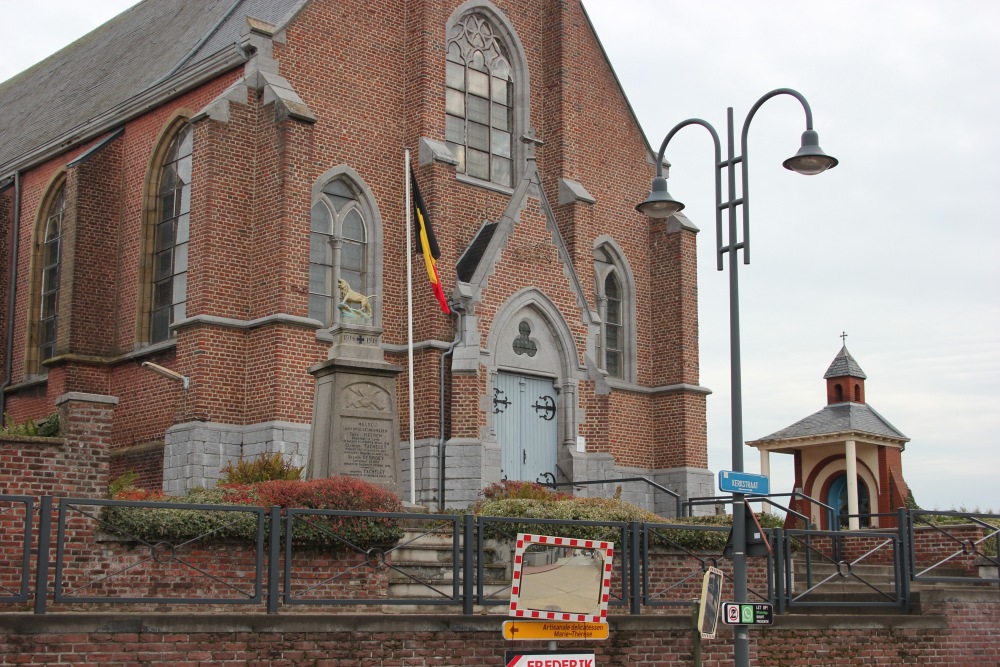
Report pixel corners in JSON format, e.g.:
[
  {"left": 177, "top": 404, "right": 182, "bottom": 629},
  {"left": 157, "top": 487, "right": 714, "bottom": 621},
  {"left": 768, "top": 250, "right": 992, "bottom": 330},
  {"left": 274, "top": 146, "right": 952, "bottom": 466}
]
[
  {"left": 342, "top": 417, "right": 394, "bottom": 481},
  {"left": 307, "top": 325, "right": 403, "bottom": 496}
]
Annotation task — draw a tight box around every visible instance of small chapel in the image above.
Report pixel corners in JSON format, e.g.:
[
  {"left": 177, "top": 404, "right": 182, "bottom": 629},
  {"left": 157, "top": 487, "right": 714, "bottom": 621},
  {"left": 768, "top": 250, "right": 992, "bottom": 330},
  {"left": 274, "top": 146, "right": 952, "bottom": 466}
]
[{"left": 747, "top": 344, "right": 911, "bottom": 529}]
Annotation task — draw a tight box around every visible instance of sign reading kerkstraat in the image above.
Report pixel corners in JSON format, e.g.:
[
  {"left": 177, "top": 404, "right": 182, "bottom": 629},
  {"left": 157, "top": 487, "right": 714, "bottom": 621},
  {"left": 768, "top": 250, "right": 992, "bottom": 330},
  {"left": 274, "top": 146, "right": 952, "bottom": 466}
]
[
  {"left": 719, "top": 470, "right": 770, "bottom": 495},
  {"left": 505, "top": 651, "right": 596, "bottom": 667}
]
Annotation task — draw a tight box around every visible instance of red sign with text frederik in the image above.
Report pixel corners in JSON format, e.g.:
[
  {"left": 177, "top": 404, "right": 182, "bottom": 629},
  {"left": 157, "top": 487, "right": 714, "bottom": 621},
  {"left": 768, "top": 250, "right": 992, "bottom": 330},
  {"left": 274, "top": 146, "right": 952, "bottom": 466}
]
[{"left": 505, "top": 651, "right": 596, "bottom": 667}]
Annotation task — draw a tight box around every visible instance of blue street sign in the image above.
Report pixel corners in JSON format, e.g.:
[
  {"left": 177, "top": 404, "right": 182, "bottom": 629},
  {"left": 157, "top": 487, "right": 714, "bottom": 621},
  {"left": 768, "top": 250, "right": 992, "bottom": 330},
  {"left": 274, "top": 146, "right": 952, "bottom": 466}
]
[{"left": 719, "top": 470, "right": 769, "bottom": 495}]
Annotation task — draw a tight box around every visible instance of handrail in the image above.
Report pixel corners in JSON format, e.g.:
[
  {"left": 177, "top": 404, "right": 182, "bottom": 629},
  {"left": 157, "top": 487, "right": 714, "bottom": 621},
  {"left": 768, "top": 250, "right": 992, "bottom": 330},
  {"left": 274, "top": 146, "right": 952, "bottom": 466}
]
[
  {"left": 685, "top": 491, "right": 837, "bottom": 531},
  {"left": 538, "top": 473, "right": 682, "bottom": 518}
]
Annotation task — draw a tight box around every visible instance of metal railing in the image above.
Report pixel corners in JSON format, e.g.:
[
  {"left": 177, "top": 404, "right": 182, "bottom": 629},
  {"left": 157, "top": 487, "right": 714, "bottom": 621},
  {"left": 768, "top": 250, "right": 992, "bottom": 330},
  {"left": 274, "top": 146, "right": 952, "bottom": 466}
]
[
  {"left": 908, "top": 509, "right": 1000, "bottom": 585},
  {"left": 538, "top": 473, "right": 683, "bottom": 518},
  {"left": 2, "top": 495, "right": 996, "bottom": 615},
  {"left": 0, "top": 495, "right": 32, "bottom": 604}
]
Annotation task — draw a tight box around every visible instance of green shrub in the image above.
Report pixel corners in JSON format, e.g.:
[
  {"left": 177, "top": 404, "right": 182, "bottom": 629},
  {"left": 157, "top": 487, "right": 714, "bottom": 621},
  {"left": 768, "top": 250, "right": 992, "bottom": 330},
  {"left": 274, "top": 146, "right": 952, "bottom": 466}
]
[
  {"left": 1, "top": 412, "right": 61, "bottom": 437},
  {"left": 100, "top": 487, "right": 260, "bottom": 544},
  {"left": 220, "top": 452, "right": 303, "bottom": 484},
  {"left": 108, "top": 471, "right": 141, "bottom": 499},
  {"left": 101, "top": 476, "right": 403, "bottom": 552},
  {"left": 475, "top": 496, "right": 783, "bottom": 552},
  {"left": 477, "top": 480, "right": 570, "bottom": 504},
  {"left": 36, "top": 413, "right": 61, "bottom": 437}
]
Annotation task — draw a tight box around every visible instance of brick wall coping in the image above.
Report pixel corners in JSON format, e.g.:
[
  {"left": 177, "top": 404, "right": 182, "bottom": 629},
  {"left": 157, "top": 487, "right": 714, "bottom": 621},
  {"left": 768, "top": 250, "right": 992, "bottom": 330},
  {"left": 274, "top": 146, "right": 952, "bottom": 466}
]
[
  {"left": 0, "top": 612, "right": 946, "bottom": 635},
  {"left": 0, "top": 434, "right": 64, "bottom": 447},
  {"left": 55, "top": 392, "right": 119, "bottom": 406}
]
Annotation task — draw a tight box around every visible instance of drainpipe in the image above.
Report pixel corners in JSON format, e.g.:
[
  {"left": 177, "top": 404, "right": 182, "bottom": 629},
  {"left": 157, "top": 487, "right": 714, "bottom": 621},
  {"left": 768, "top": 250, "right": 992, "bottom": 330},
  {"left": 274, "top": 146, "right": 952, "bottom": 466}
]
[
  {"left": 438, "top": 305, "right": 464, "bottom": 512},
  {"left": 0, "top": 170, "right": 22, "bottom": 419}
]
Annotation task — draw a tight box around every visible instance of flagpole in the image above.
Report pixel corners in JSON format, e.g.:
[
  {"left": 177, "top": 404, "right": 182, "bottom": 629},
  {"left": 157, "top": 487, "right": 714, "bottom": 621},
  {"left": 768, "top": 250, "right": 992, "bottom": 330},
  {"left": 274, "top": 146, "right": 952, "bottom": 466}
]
[{"left": 405, "top": 150, "right": 416, "bottom": 506}]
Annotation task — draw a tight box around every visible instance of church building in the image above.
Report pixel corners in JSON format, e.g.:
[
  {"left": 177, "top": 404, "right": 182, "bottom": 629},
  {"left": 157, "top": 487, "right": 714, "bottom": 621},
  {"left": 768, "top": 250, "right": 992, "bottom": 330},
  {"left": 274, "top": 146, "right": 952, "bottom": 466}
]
[{"left": 0, "top": 0, "right": 712, "bottom": 512}]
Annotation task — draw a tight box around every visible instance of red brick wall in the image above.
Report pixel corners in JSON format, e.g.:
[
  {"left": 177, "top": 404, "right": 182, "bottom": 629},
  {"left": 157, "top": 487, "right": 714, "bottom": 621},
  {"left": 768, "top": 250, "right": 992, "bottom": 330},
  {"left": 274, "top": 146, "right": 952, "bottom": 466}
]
[
  {"left": 0, "top": 599, "right": 997, "bottom": 666},
  {"left": 1, "top": 0, "right": 708, "bottom": 492},
  {"left": 0, "top": 395, "right": 113, "bottom": 499}
]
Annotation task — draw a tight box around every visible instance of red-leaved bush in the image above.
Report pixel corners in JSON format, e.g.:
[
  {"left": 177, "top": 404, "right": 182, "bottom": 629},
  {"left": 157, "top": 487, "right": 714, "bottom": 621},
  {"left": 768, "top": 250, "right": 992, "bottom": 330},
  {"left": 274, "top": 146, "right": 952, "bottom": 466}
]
[
  {"left": 105, "top": 476, "right": 404, "bottom": 551},
  {"left": 221, "top": 476, "right": 402, "bottom": 513}
]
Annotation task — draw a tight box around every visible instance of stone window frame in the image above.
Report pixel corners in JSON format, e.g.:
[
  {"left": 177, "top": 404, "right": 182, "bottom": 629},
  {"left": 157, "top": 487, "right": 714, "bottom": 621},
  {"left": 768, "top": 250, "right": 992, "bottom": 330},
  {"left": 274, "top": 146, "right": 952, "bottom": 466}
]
[
  {"left": 25, "top": 173, "right": 67, "bottom": 376},
  {"left": 593, "top": 237, "right": 636, "bottom": 384},
  {"left": 137, "top": 114, "right": 193, "bottom": 345},
  {"left": 444, "top": 1, "right": 531, "bottom": 190},
  {"left": 310, "top": 166, "right": 384, "bottom": 329}
]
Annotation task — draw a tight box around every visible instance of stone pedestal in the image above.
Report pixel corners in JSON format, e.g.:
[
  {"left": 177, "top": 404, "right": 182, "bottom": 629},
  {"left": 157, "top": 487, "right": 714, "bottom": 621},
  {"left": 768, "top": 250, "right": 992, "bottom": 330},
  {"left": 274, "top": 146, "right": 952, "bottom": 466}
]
[{"left": 307, "top": 324, "right": 403, "bottom": 495}]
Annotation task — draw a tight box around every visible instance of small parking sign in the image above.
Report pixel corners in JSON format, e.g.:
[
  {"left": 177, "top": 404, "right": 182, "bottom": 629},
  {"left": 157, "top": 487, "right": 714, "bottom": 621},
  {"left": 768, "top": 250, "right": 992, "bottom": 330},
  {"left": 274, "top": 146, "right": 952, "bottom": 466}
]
[{"left": 726, "top": 604, "right": 740, "bottom": 624}]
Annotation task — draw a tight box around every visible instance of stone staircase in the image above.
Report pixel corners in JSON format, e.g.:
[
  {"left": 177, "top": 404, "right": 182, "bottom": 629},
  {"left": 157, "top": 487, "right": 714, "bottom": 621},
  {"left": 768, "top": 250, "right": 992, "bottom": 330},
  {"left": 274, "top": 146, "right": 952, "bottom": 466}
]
[
  {"left": 786, "top": 553, "right": 980, "bottom": 611},
  {"left": 788, "top": 557, "right": 901, "bottom": 605},
  {"left": 383, "top": 527, "right": 511, "bottom": 613}
]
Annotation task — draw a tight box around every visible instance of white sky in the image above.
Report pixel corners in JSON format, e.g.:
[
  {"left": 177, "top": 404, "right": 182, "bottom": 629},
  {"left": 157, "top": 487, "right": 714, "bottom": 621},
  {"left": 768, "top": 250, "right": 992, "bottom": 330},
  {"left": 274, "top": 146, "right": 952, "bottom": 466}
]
[{"left": 2, "top": 1, "right": 998, "bottom": 512}]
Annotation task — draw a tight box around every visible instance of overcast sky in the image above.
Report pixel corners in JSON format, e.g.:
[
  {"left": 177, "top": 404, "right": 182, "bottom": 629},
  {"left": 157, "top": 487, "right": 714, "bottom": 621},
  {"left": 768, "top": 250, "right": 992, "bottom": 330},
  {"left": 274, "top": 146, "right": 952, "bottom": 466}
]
[{"left": 2, "top": 1, "right": 998, "bottom": 512}]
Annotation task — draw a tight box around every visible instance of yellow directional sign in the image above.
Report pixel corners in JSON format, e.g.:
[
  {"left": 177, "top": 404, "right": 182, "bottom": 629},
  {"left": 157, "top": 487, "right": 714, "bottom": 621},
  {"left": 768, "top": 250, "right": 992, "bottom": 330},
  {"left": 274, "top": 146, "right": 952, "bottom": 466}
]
[{"left": 502, "top": 620, "right": 609, "bottom": 641}]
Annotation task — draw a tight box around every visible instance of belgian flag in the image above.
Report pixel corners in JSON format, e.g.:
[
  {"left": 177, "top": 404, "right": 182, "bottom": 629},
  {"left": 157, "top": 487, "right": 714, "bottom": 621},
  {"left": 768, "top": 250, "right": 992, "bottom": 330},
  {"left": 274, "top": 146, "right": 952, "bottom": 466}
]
[{"left": 410, "top": 168, "right": 451, "bottom": 315}]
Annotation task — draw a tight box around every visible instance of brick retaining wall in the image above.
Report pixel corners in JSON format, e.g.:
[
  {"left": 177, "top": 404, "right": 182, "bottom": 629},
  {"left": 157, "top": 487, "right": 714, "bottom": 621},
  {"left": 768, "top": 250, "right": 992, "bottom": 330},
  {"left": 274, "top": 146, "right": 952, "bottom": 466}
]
[{"left": 0, "top": 594, "right": 997, "bottom": 666}]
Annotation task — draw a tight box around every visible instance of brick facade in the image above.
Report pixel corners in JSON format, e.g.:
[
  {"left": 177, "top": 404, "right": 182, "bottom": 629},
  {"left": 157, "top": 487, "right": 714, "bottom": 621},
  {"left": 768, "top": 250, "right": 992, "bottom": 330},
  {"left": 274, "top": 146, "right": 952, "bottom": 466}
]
[{"left": 1, "top": 0, "right": 709, "bottom": 511}]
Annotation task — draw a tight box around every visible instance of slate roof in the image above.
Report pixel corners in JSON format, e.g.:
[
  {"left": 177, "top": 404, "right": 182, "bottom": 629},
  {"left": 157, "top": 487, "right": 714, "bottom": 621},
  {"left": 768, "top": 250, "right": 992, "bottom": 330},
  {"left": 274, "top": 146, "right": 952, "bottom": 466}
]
[
  {"left": 824, "top": 345, "right": 867, "bottom": 379},
  {"left": 0, "top": 0, "right": 304, "bottom": 173},
  {"left": 752, "top": 402, "right": 908, "bottom": 444}
]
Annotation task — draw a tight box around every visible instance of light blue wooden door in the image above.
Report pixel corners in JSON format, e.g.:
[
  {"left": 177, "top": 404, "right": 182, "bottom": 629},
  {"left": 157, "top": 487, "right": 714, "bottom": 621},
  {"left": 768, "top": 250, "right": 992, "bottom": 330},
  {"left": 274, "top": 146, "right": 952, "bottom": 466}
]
[{"left": 495, "top": 372, "right": 558, "bottom": 482}]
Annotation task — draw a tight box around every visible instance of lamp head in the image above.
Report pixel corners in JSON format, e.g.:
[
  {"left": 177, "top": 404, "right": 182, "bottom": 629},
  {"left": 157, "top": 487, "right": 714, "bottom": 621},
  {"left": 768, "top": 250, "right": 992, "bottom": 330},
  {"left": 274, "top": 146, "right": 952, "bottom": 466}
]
[
  {"left": 783, "top": 129, "right": 838, "bottom": 175},
  {"left": 635, "top": 176, "right": 685, "bottom": 218}
]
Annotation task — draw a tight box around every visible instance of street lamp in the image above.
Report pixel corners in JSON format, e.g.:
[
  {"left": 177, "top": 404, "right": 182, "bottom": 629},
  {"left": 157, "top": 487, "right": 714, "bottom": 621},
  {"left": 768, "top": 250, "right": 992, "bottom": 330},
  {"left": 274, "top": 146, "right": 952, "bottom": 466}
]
[{"left": 636, "top": 88, "right": 837, "bottom": 667}]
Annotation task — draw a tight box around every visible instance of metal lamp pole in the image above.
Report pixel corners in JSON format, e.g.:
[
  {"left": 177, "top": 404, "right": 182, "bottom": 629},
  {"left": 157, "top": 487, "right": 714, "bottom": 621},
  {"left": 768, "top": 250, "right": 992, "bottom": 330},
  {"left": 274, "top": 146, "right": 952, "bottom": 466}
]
[{"left": 637, "top": 88, "right": 837, "bottom": 667}]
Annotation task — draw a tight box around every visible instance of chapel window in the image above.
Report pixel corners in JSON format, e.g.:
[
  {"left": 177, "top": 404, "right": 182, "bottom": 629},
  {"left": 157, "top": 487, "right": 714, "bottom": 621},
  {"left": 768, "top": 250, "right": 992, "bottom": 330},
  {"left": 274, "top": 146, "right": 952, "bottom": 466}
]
[{"left": 445, "top": 13, "right": 514, "bottom": 187}]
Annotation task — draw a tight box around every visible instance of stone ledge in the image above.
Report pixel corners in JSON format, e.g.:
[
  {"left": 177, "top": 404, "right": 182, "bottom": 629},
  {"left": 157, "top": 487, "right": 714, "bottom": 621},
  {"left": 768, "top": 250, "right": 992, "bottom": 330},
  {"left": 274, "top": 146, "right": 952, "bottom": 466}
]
[{"left": 0, "top": 611, "right": 949, "bottom": 635}]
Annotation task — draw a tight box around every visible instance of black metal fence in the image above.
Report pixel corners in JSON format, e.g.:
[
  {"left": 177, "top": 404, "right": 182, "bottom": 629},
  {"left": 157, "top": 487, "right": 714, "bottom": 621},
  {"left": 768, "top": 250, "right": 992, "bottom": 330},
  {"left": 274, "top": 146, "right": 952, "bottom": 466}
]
[{"left": 0, "top": 495, "right": 996, "bottom": 615}]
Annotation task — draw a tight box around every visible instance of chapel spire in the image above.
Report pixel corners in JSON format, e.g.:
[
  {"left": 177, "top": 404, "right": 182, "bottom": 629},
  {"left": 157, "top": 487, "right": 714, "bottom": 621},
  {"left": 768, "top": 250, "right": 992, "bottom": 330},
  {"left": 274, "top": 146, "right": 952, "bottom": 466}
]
[{"left": 824, "top": 338, "right": 867, "bottom": 405}]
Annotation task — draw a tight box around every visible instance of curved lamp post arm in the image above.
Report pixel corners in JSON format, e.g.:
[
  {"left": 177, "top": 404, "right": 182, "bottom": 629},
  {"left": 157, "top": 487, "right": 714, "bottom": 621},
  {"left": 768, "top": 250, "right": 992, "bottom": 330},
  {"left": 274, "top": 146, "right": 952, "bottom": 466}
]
[
  {"left": 638, "top": 120, "right": 723, "bottom": 242},
  {"left": 738, "top": 88, "right": 838, "bottom": 264},
  {"left": 652, "top": 118, "right": 723, "bottom": 178}
]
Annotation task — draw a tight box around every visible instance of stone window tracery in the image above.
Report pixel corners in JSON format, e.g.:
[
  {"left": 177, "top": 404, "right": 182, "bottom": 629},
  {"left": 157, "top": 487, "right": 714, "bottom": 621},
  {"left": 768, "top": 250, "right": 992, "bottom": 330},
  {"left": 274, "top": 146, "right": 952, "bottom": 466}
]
[{"left": 445, "top": 13, "right": 514, "bottom": 187}]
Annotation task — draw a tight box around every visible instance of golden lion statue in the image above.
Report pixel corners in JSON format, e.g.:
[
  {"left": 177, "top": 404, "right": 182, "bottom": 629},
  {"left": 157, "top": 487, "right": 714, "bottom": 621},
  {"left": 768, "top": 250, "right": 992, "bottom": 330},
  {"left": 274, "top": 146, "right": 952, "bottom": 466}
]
[{"left": 338, "top": 278, "right": 374, "bottom": 317}]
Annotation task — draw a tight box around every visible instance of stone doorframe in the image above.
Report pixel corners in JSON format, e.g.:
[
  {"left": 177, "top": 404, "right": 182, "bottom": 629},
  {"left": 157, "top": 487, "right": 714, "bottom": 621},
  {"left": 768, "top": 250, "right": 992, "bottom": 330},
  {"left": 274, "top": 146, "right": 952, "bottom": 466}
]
[{"left": 484, "top": 288, "right": 584, "bottom": 484}]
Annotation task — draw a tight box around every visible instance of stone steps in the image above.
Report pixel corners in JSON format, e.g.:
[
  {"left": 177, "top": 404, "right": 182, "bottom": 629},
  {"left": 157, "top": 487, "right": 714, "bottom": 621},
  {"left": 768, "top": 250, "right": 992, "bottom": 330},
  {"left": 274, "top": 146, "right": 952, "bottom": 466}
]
[{"left": 385, "top": 529, "right": 511, "bottom": 605}]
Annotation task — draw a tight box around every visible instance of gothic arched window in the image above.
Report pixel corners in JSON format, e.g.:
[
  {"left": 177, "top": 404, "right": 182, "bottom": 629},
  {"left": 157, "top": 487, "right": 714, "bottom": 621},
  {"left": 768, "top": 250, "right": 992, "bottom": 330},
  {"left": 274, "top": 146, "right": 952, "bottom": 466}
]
[
  {"left": 445, "top": 13, "right": 514, "bottom": 187},
  {"left": 30, "top": 180, "right": 66, "bottom": 372},
  {"left": 594, "top": 240, "right": 636, "bottom": 383},
  {"left": 310, "top": 176, "right": 380, "bottom": 327},
  {"left": 142, "top": 121, "right": 192, "bottom": 344},
  {"left": 604, "top": 273, "right": 623, "bottom": 379}
]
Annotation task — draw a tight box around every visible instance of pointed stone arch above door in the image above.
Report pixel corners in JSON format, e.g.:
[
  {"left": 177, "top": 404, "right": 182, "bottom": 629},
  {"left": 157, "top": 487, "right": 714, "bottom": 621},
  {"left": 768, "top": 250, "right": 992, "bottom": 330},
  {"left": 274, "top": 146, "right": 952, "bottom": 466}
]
[{"left": 486, "top": 288, "right": 582, "bottom": 483}]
